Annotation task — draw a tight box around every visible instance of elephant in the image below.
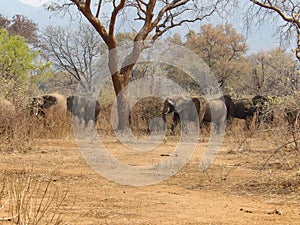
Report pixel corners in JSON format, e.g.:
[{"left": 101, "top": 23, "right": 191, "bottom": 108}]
[
  {"left": 162, "top": 96, "right": 207, "bottom": 134},
  {"left": 163, "top": 97, "right": 226, "bottom": 133},
  {"left": 219, "top": 95, "right": 235, "bottom": 122},
  {"left": 30, "top": 95, "right": 57, "bottom": 117},
  {"left": 30, "top": 93, "right": 67, "bottom": 122},
  {"left": 233, "top": 98, "right": 256, "bottom": 130},
  {"left": 67, "top": 95, "right": 100, "bottom": 127},
  {"left": 202, "top": 98, "right": 227, "bottom": 132},
  {"left": 252, "top": 95, "right": 274, "bottom": 127}
]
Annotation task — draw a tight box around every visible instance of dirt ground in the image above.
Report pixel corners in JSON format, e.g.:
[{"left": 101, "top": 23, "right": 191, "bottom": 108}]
[{"left": 0, "top": 129, "right": 300, "bottom": 224}]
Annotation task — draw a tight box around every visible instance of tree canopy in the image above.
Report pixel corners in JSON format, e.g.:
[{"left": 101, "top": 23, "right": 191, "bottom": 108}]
[{"left": 0, "top": 28, "right": 50, "bottom": 103}]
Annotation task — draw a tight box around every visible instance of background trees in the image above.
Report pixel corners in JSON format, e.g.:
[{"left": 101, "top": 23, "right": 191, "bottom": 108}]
[
  {"left": 0, "top": 14, "right": 39, "bottom": 46},
  {"left": 0, "top": 18, "right": 50, "bottom": 106},
  {"left": 42, "top": 24, "right": 104, "bottom": 93},
  {"left": 1, "top": 1, "right": 299, "bottom": 109},
  {"left": 51, "top": 0, "right": 233, "bottom": 129},
  {"left": 247, "top": 48, "right": 299, "bottom": 96},
  {"left": 248, "top": 0, "right": 300, "bottom": 61},
  {"left": 164, "top": 23, "right": 300, "bottom": 97},
  {"left": 185, "top": 23, "right": 248, "bottom": 94}
]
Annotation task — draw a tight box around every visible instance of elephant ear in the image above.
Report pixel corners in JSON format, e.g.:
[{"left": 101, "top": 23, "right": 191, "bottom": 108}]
[{"left": 42, "top": 95, "right": 58, "bottom": 109}]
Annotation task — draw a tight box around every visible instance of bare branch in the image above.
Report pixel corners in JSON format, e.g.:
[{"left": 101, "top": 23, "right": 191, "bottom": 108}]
[
  {"left": 250, "top": 0, "right": 296, "bottom": 24},
  {"left": 109, "top": 0, "right": 126, "bottom": 38},
  {"left": 95, "top": 0, "right": 103, "bottom": 18}
]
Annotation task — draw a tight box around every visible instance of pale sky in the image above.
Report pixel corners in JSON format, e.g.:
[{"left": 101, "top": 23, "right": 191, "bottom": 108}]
[{"left": 18, "top": 0, "right": 49, "bottom": 7}]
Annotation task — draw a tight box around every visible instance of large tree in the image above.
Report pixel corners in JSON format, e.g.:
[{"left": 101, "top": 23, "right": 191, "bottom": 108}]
[
  {"left": 248, "top": 0, "right": 300, "bottom": 61},
  {"left": 49, "top": 0, "right": 231, "bottom": 130}
]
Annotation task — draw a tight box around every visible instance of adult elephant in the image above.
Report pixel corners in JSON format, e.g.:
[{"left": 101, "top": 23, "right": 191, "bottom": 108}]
[
  {"left": 162, "top": 96, "right": 207, "bottom": 134},
  {"left": 163, "top": 97, "right": 226, "bottom": 133},
  {"left": 30, "top": 93, "right": 67, "bottom": 122},
  {"left": 202, "top": 98, "right": 227, "bottom": 132},
  {"left": 219, "top": 95, "right": 235, "bottom": 122},
  {"left": 252, "top": 95, "right": 274, "bottom": 127},
  {"left": 233, "top": 98, "right": 256, "bottom": 130},
  {"left": 67, "top": 95, "right": 100, "bottom": 127}
]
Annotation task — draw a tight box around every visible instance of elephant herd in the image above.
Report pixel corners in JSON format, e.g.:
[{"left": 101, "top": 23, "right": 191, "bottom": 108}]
[
  {"left": 1, "top": 93, "right": 297, "bottom": 133},
  {"left": 30, "top": 93, "right": 100, "bottom": 127},
  {"left": 162, "top": 94, "right": 299, "bottom": 133}
]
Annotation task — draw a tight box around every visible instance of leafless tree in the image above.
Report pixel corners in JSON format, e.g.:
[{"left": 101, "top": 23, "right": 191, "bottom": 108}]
[
  {"left": 42, "top": 24, "right": 104, "bottom": 92},
  {"left": 247, "top": 0, "right": 300, "bottom": 61},
  {"left": 49, "top": 0, "right": 232, "bottom": 130}
]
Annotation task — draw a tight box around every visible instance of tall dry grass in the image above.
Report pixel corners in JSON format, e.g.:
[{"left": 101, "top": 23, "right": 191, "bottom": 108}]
[
  {"left": 0, "top": 169, "right": 69, "bottom": 225},
  {"left": 0, "top": 107, "right": 73, "bottom": 153}
]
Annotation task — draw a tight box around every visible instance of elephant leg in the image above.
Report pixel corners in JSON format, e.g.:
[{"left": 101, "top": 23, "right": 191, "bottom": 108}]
[
  {"left": 171, "top": 113, "right": 180, "bottom": 134},
  {"left": 214, "top": 120, "right": 225, "bottom": 134},
  {"left": 162, "top": 114, "right": 167, "bottom": 131}
]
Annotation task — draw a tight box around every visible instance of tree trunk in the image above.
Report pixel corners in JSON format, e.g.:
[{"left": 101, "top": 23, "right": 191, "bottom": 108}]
[
  {"left": 109, "top": 71, "right": 129, "bottom": 131},
  {"left": 116, "top": 90, "right": 130, "bottom": 130},
  {"left": 109, "top": 42, "right": 143, "bottom": 131},
  {"left": 296, "top": 32, "right": 300, "bottom": 61}
]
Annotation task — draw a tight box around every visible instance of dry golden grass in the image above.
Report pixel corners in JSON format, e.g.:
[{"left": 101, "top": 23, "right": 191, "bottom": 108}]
[{"left": 0, "top": 102, "right": 299, "bottom": 224}]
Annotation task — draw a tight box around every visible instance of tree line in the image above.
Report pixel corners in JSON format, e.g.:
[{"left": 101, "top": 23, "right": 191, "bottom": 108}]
[{"left": 0, "top": 0, "right": 300, "bottom": 130}]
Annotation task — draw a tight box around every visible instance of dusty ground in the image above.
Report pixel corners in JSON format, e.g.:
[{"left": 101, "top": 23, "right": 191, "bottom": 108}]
[{"left": 0, "top": 129, "right": 300, "bottom": 224}]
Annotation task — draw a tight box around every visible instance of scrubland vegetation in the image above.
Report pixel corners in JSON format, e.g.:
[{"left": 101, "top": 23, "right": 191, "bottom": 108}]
[{"left": 0, "top": 1, "right": 300, "bottom": 223}]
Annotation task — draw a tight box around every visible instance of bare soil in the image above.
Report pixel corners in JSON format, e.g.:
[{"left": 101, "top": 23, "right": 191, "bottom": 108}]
[{"left": 1, "top": 130, "right": 300, "bottom": 224}]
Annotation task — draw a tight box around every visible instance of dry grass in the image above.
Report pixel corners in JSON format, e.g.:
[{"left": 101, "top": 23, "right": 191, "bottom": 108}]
[
  {"left": 1, "top": 101, "right": 299, "bottom": 200},
  {"left": 0, "top": 169, "right": 70, "bottom": 225}
]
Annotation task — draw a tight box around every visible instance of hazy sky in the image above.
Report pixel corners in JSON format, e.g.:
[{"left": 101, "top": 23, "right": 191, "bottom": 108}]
[{"left": 19, "top": 0, "right": 48, "bottom": 7}]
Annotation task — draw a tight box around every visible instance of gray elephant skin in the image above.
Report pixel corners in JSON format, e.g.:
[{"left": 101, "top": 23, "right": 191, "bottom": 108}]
[
  {"left": 232, "top": 98, "right": 256, "bottom": 130},
  {"left": 219, "top": 95, "right": 235, "bottom": 122},
  {"left": 67, "top": 96, "right": 100, "bottom": 127},
  {"left": 163, "top": 97, "right": 226, "bottom": 133},
  {"left": 162, "top": 97, "right": 207, "bottom": 133}
]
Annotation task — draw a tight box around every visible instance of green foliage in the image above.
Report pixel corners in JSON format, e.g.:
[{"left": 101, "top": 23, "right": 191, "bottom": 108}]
[
  {"left": 0, "top": 29, "right": 33, "bottom": 79},
  {"left": 0, "top": 28, "right": 51, "bottom": 104}
]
